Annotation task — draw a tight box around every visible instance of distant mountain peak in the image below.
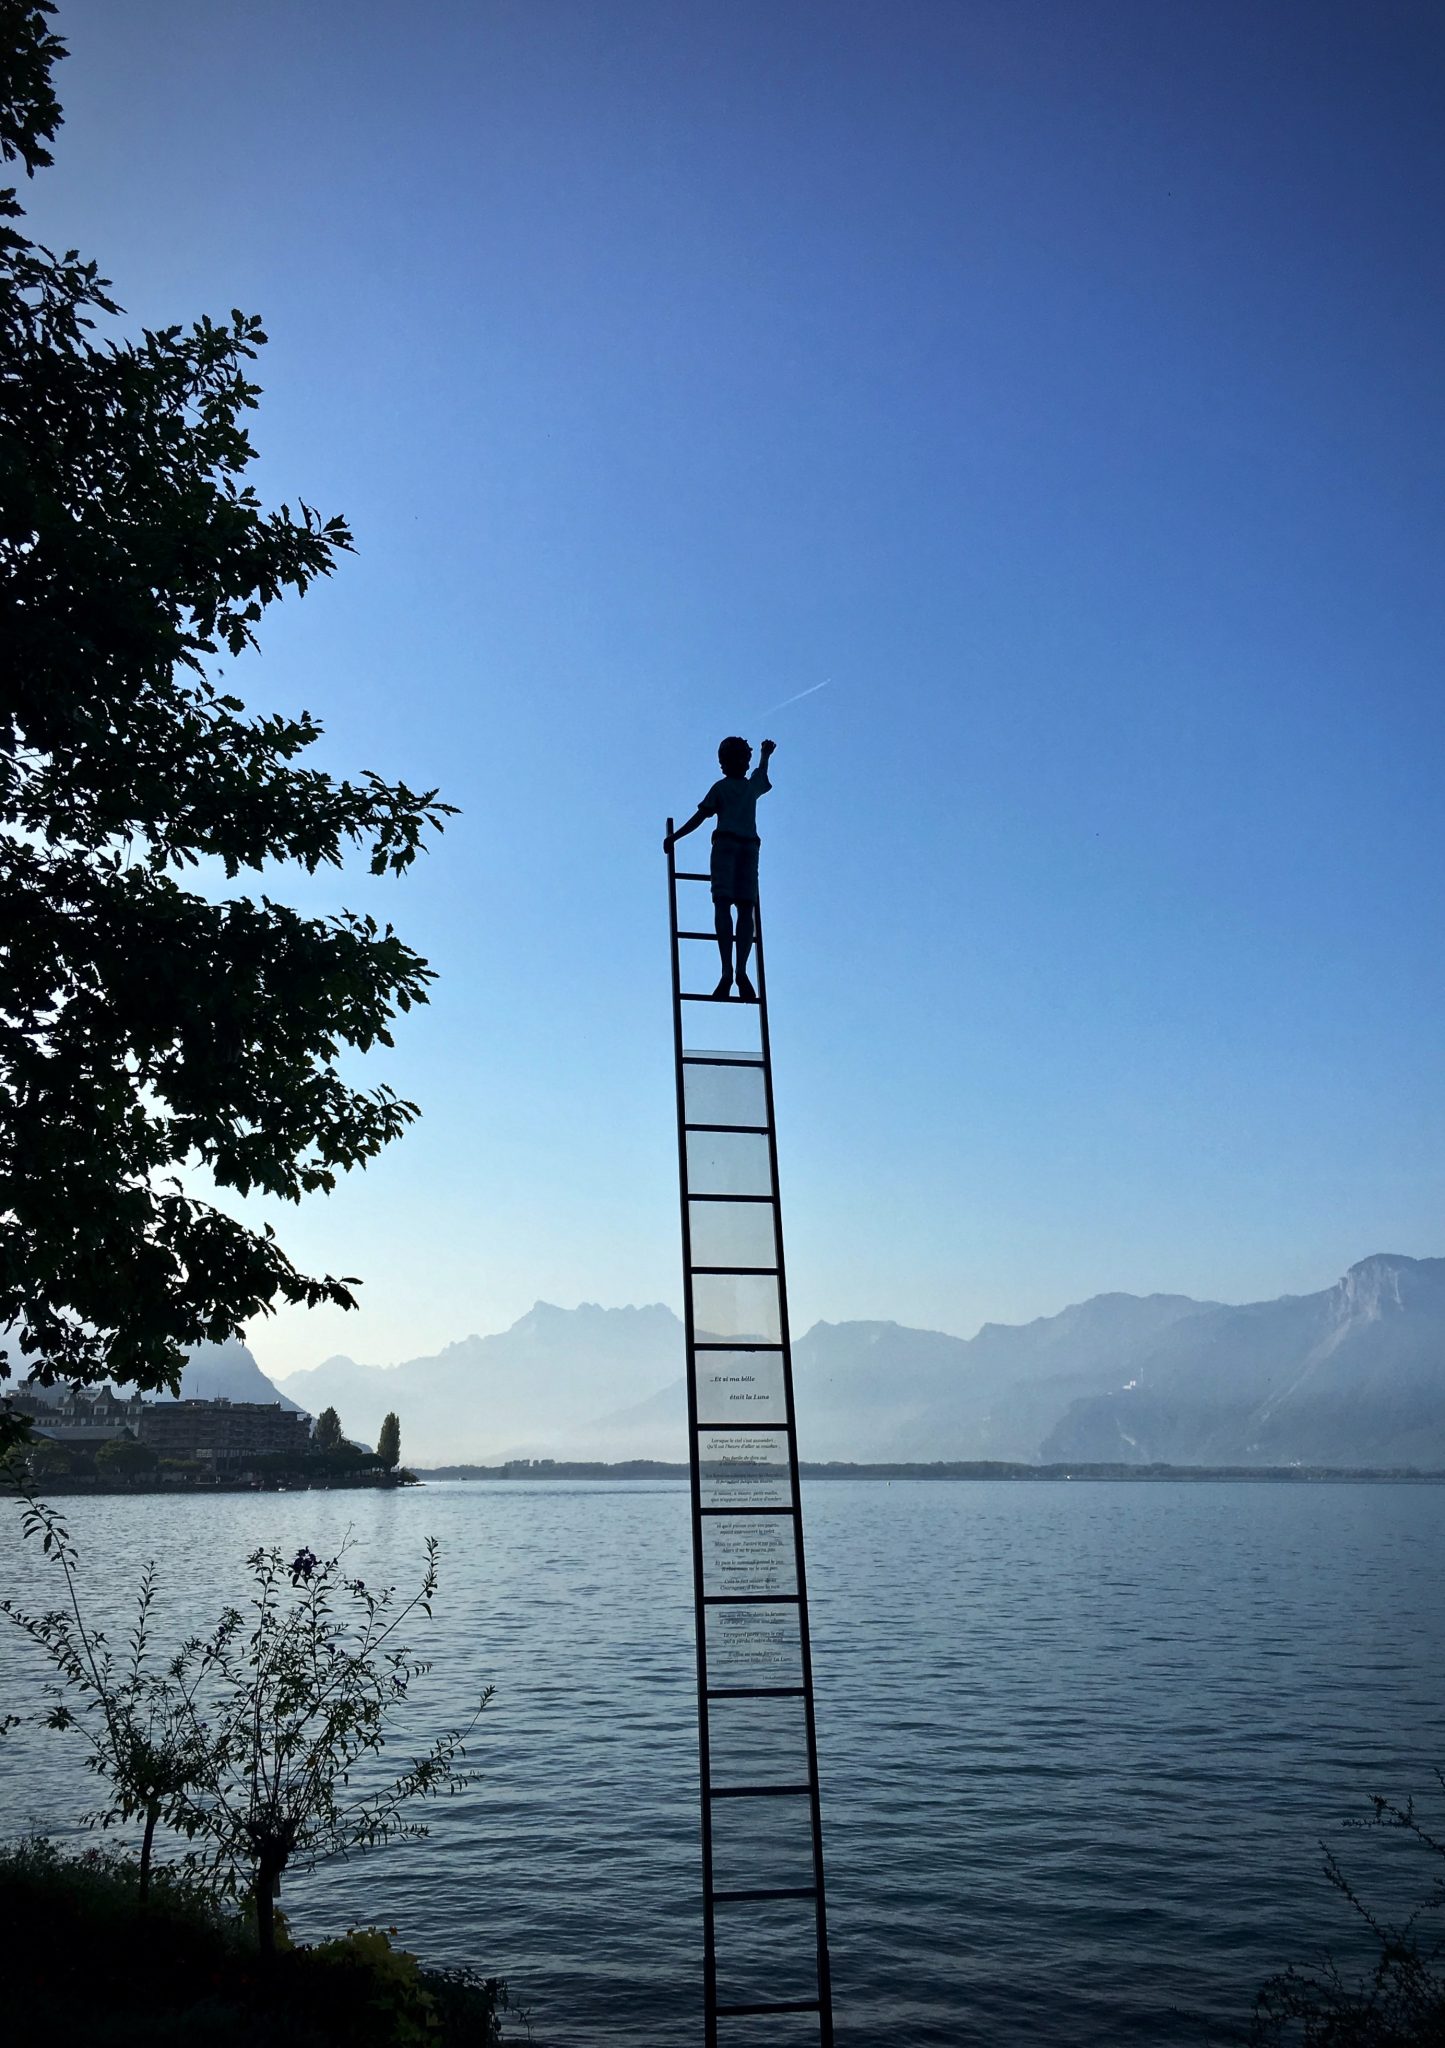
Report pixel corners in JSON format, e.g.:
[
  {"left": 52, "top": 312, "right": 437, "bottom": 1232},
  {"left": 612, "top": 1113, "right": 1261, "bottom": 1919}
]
[
  {"left": 516, "top": 1299, "right": 677, "bottom": 1327},
  {"left": 176, "top": 1338, "right": 303, "bottom": 1413},
  {"left": 1332, "top": 1252, "right": 1445, "bottom": 1329},
  {"left": 1343, "top": 1251, "right": 1426, "bottom": 1284}
]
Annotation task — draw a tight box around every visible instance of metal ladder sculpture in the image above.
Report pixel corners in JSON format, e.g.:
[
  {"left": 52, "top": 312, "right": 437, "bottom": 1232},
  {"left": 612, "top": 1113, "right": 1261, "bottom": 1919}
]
[{"left": 666, "top": 822, "right": 835, "bottom": 2047}]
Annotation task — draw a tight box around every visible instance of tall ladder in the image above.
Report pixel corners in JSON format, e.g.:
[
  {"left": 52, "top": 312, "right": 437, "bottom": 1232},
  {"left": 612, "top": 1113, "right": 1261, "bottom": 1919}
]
[{"left": 666, "top": 822, "right": 835, "bottom": 2047}]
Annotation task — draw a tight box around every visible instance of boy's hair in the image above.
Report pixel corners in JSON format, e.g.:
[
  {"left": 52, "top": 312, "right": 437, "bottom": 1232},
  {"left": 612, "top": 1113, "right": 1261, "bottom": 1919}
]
[{"left": 717, "top": 735, "right": 752, "bottom": 776}]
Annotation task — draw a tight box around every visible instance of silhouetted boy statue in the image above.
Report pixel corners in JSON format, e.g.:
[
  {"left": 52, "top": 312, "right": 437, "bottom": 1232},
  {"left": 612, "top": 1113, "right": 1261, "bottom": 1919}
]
[{"left": 665, "top": 736, "right": 776, "bottom": 1000}]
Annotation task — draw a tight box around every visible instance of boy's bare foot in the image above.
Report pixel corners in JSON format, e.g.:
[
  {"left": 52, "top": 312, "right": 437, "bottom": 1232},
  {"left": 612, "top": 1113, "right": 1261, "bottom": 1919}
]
[
  {"left": 711, "top": 975, "right": 732, "bottom": 999},
  {"left": 735, "top": 971, "right": 757, "bottom": 1003}
]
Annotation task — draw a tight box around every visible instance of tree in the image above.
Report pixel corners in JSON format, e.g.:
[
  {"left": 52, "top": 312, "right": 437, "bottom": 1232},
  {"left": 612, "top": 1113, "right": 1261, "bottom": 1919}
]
[
  {"left": 24, "top": 1435, "right": 73, "bottom": 1477},
  {"left": 314, "top": 1406, "right": 343, "bottom": 1452},
  {"left": 377, "top": 1411, "right": 400, "bottom": 1470},
  {"left": 95, "top": 1436, "right": 159, "bottom": 1478},
  {"left": 0, "top": 5, "right": 454, "bottom": 1451}
]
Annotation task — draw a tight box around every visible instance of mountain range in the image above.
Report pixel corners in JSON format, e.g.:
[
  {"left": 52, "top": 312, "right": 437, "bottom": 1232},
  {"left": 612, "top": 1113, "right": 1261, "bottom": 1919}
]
[{"left": 263, "top": 1254, "right": 1445, "bottom": 1471}]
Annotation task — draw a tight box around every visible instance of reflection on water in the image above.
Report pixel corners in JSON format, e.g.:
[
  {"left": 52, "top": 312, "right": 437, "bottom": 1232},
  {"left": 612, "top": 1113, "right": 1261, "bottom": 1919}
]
[{"left": 2, "top": 1479, "right": 1442, "bottom": 2045}]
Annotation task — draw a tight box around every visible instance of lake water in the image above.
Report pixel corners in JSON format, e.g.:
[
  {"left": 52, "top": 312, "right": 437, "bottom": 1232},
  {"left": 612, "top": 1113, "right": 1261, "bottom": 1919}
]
[{"left": 2, "top": 1479, "right": 1442, "bottom": 2045}]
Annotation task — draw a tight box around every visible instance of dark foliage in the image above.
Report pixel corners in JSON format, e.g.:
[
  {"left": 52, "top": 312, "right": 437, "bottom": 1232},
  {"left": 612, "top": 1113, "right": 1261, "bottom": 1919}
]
[
  {"left": 314, "top": 1406, "right": 344, "bottom": 1451},
  {"left": 95, "top": 1436, "right": 159, "bottom": 1476},
  {"left": 1251, "top": 1778, "right": 1445, "bottom": 2045},
  {"left": 0, "top": 1838, "right": 510, "bottom": 2044},
  {"left": 0, "top": 5, "right": 454, "bottom": 1446},
  {"left": 245, "top": 1441, "right": 390, "bottom": 1481},
  {"left": 378, "top": 1411, "right": 401, "bottom": 1469}
]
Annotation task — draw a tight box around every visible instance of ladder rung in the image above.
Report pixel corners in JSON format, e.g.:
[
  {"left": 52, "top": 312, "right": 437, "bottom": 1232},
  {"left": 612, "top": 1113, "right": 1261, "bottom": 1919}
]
[
  {"left": 709, "top": 1783, "right": 813, "bottom": 1798},
  {"left": 682, "top": 1054, "right": 766, "bottom": 1068},
  {"left": 675, "top": 870, "right": 711, "bottom": 880},
  {"left": 698, "top": 1505, "right": 796, "bottom": 1514},
  {"left": 685, "top": 1122, "right": 770, "bottom": 1135},
  {"left": 703, "top": 1593, "right": 801, "bottom": 1606},
  {"left": 690, "top": 1264, "right": 778, "bottom": 1276},
  {"left": 712, "top": 1990, "right": 814, "bottom": 2007},
  {"left": 676, "top": 928, "right": 721, "bottom": 940},
  {"left": 706, "top": 1686, "right": 806, "bottom": 1699},
  {"left": 695, "top": 1421, "right": 790, "bottom": 1431},
  {"left": 680, "top": 992, "right": 760, "bottom": 1003},
  {"left": 712, "top": 1998, "right": 814, "bottom": 2015},
  {"left": 712, "top": 1888, "right": 818, "bottom": 1906},
  {"left": 685, "top": 1191, "right": 774, "bottom": 1204},
  {"left": 694, "top": 1341, "right": 783, "bottom": 1352}
]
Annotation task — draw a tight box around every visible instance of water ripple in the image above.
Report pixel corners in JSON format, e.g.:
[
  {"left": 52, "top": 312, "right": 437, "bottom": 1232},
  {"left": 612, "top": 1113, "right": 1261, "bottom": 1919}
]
[{"left": 1, "top": 1479, "right": 1441, "bottom": 2044}]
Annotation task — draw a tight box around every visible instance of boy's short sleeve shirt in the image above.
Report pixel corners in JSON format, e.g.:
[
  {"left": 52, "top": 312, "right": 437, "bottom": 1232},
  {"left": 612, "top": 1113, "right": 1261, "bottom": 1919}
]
[{"left": 699, "top": 766, "right": 771, "bottom": 840}]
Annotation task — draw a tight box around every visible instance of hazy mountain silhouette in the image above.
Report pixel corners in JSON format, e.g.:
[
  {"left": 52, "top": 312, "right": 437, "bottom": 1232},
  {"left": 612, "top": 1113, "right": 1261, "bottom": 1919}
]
[
  {"left": 12, "top": 1335, "right": 305, "bottom": 1414},
  {"left": 172, "top": 1337, "right": 306, "bottom": 1412},
  {"left": 1040, "top": 1254, "right": 1445, "bottom": 1466},
  {"left": 276, "top": 1302, "right": 683, "bottom": 1462},
  {"left": 270, "top": 1255, "right": 1445, "bottom": 1469}
]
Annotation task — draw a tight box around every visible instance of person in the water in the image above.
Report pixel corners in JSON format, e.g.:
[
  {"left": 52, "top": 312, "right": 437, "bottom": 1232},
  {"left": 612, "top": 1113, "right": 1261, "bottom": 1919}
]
[{"left": 665, "top": 735, "right": 776, "bottom": 999}]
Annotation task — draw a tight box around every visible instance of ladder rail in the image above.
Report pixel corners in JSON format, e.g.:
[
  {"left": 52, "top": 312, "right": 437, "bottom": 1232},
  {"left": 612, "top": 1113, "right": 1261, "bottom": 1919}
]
[
  {"left": 667, "top": 818, "right": 720, "bottom": 2037},
  {"left": 754, "top": 903, "right": 836, "bottom": 2040}
]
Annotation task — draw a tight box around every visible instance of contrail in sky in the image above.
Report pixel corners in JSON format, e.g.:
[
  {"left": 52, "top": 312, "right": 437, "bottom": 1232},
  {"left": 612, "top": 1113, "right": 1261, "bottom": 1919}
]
[{"left": 761, "top": 677, "right": 831, "bottom": 715}]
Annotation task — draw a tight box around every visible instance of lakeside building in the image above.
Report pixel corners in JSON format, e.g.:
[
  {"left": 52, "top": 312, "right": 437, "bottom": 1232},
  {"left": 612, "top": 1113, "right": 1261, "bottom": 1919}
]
[
  {"left": 5, "top": 1387, "right": 311, "bottom": 1465},
  {"left": 138, "top": 1399, "right": 310, "bottom": 1463}
]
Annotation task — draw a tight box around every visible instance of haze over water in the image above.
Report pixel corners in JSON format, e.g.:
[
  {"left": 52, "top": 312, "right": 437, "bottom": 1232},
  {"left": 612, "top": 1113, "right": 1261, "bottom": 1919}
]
[{"left": 3, "top": 1479, "right": 1441, "bottom": 2045}]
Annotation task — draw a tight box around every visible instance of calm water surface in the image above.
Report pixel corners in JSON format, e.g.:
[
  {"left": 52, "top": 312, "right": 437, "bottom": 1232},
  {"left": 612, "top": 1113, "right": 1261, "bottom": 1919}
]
[{"left": 2, "top": 1479, "right": 1442, "bottom": 2045}]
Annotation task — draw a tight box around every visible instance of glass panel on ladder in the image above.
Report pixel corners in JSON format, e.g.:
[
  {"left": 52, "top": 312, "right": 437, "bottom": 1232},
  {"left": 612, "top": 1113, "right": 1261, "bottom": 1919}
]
[
  {"left": 686, "top": 1129, "right": 773, "bottom": 1198},
  {"left": 689, "top": 1203, "right": 778, "bottom": 1274},
  {"left": 697, "top": 1429, "right": 793, "bottom": 1508},
  {"left": 708, "top": 1694, "right": 811, "bottom": 1788},
  {"left": 683, "top": 1061, "right": 769, "bottom": 1128},
  {"left": 691, "top": 1273, "right": 782, "bottom": 1344},
  {"left": 702, "top": 1516, "right": 798, "bottom": 1599},
  {"left": 704, "top": 1600, "right": 804, "bottom": 1689},
  {"left": 682, "top": 998, "right": 763, "bottom": 1057},
  {"left": 693, "top": 1348, "right": 788, "bottom": 1424},
  {"left": 710, "top": 1793, "right": 816, "bottom": 1892}
]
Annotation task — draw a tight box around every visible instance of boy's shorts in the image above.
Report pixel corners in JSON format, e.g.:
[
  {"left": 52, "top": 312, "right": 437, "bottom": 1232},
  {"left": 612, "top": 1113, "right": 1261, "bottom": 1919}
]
[{"left": 710, "top": 832, "right": 760, "bottom": 905}]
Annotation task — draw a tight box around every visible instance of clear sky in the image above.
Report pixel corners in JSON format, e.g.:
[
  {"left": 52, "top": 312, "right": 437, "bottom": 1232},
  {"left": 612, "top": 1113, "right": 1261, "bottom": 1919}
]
[{"left": 28, "top": 0, "right": 1445, "bottom": 1377}]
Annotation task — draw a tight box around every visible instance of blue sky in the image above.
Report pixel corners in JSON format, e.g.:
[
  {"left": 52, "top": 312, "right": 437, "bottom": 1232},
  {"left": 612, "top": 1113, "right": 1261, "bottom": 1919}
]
[{"left": 28, "top": 0, "right": 1445, "bottom": 1375}]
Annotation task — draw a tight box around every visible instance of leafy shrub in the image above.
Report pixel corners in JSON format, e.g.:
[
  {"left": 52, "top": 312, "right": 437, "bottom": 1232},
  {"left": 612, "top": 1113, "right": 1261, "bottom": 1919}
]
[{"left": 4, "top": 1497, "right": 490, "bottom": 1949}]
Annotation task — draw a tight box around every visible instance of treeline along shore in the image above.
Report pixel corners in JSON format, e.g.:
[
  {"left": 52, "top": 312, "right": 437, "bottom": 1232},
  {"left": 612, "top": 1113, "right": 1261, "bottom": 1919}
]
[
  {"left": 1, "top": 1464, "right": 415, "bottom": 1496},
  {"left": 415, "top": 1458, "right": 1445, "bottom": 1484}
]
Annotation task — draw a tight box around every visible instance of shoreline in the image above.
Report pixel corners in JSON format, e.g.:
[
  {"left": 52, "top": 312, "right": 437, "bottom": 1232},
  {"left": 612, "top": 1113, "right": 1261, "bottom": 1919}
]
[
  {"left": 412, "top": 1458, "right": 1445, "bottom": 1484},
  {"left": 0, "top": 1471, "right": 414, "bottom": 1497}
]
